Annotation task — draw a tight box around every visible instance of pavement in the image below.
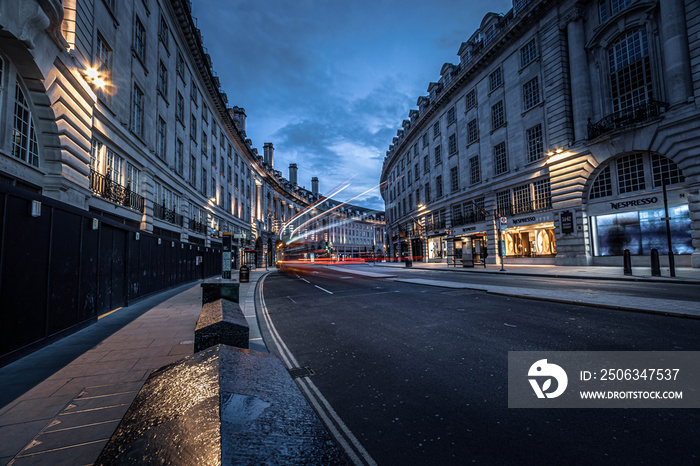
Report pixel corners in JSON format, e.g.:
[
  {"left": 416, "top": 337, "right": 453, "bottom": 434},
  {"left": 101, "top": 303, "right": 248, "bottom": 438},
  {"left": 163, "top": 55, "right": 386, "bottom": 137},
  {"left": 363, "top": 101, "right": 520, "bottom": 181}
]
[
  {"left": 0, "top": 261, "right": 698, "bottom": 465},
  {"left": 0, "top": 269, "right": 270, "bottom": 466}
]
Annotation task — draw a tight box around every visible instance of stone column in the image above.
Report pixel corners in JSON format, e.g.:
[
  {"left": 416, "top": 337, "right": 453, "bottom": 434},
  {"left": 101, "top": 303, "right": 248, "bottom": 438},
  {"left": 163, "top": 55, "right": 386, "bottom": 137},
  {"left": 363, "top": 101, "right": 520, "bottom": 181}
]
[
  {"left": 660, "top": 0, "right": 693, "bottom": 106},
  {"left": 566, "top": 7, "right": 593, "bottom": 142}
]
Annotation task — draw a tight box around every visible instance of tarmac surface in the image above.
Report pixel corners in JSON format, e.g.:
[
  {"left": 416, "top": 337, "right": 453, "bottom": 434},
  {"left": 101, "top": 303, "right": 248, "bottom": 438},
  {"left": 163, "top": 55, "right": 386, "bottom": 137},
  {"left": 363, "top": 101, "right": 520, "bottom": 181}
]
[{"left": 0, "top": 262, "right": 698, "bottom": 465}]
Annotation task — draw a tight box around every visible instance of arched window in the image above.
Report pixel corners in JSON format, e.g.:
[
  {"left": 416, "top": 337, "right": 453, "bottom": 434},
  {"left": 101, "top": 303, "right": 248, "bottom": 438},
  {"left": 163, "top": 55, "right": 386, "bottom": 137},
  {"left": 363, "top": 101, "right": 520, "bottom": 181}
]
[
  {"left": 12, "top": 81, "right": 39, "bottom": 167},
  {"left": 608, "top": 29, "right": 653, "bottom": 113},
  {"left": 588, "top": 153, "right": 684, "bottom": 200}
]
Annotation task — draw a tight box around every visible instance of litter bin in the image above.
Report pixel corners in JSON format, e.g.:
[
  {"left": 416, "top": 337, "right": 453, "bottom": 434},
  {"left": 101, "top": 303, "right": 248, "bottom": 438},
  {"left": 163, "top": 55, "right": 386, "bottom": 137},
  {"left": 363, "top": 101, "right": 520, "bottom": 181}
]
[
  {"left": 405, "top": 258, "right": 412, "bottom": 267},
  {"left": 239, "top": 264, "right": 250, "bottom": 283}
]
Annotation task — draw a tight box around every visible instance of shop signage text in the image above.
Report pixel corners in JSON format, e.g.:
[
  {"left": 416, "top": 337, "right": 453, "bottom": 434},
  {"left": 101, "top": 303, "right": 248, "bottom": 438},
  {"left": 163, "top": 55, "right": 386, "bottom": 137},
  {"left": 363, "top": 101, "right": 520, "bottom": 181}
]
[
  {"left": 610, "top": 197, "right": 658, "bottom": 210},
  {"left": 513, "top": 216, "right": 536, "bottom": 225},
  {"left": 560, "top": 211, "right": 574, "bottom": 234}
]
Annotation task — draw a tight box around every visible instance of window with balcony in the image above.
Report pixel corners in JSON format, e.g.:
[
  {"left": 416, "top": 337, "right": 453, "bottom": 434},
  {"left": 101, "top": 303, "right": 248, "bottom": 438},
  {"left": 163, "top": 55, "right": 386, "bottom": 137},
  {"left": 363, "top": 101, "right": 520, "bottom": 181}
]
[{"left": 609, "top": 29, "right": 652, "bottom": 113}]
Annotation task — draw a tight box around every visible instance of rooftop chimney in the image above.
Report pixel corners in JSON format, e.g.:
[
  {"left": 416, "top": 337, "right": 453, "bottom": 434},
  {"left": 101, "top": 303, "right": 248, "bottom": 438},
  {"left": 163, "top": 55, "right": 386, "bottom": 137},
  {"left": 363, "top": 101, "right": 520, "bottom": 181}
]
[
  {"left": 289, "top": 163, "right": 298, "bottom": 186},
  {"left": 263, "top": 142, "right": 274, "bottom": 169},
  {"left": 229, "top": 106, "right": 246, "bottom": 136},
  {"left": 311, "top": 177, "right": 319, "bottom": 196}
]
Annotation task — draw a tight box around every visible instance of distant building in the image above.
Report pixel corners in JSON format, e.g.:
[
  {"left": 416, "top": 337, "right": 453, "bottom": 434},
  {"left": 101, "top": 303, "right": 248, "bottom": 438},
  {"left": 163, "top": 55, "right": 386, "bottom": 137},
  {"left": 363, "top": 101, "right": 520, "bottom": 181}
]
[{"left": 380, "top": 0, "right": 699, "bottom": 268}]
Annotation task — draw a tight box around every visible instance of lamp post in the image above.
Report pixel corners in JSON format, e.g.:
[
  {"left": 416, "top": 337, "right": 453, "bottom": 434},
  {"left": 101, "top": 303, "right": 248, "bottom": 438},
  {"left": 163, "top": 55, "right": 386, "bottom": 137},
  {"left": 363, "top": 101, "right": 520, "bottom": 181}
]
[{"left": 662, "top": 177, "right": 676, "bottom": 277}]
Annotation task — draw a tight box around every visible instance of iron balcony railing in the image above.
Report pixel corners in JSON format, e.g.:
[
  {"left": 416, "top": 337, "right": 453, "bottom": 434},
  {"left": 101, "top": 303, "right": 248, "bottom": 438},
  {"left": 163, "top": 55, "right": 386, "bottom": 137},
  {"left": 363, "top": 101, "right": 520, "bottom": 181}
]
[
  {"left": 452, "top": 210, "right": 487, "bottom": 227},
  {"left": 189, "top": 219, "right": 207, "bottom": 235},
  {"left": 425, "top": 218, "right": 446, "bottom": 232},
  {"left": 153, "top": 202, "right": 183, "bottom": 226},
  {"left": 587, "top": 100, "right": 669, "bottom": 140},
  {"left": 512, "top": 197, "right": 552, "bottom": 215},
  {"left": 90, "top": 169, "right": 145, "bottom": 212}
]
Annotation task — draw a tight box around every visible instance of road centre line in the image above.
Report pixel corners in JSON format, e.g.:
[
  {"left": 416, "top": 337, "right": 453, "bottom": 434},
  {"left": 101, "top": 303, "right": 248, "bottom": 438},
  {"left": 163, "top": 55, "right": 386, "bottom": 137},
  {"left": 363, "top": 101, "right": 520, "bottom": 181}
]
[
  {"left": 314, "top": 285, "right": 334, "bottom": 294},
  {"left": 258, "top": 277, "right": 375, "bottom": 466}
]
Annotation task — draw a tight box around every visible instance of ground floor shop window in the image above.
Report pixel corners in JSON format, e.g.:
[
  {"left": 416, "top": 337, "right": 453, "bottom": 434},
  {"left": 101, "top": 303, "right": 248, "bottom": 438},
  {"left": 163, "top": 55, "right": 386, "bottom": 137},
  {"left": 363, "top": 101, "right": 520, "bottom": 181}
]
[
  {"left": 593, "top": 205, "right": 691, "bottom": 256},
  {"left": 428, "top": 237, "right": 446, "bottom": 259},
  {"left": 502, "top": 226, "right": 556, "bottom": 257}
]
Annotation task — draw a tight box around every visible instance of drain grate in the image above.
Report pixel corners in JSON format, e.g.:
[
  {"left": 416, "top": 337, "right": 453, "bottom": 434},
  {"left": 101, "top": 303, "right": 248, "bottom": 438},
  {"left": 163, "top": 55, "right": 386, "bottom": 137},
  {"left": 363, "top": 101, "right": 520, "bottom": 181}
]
[{"left": 288, "top": 366, "right": 315, "bottom": 379}]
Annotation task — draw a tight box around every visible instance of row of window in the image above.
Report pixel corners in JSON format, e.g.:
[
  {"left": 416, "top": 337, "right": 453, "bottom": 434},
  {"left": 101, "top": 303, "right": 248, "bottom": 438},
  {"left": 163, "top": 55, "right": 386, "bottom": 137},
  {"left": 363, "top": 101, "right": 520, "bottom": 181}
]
[{"left": 387, "top": 123, "right": 544, "bottom": 207}]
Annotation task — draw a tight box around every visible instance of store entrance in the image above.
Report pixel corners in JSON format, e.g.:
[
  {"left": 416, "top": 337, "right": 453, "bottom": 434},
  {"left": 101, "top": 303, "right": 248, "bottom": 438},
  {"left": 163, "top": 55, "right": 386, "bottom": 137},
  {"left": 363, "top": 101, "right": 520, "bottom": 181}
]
[
  {"left": 472, "top": 236, "right": 487, "bottom": 264},
  {"left": 520, "top": 232, "right": 530, "bottom": 256}
]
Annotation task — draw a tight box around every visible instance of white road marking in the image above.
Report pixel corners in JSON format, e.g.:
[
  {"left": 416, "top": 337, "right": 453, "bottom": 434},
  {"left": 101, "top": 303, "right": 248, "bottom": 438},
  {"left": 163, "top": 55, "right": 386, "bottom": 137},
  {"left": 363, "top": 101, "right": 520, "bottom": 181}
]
[
  {"left": 258, "top": 278, "right": 376, "bottom": 466},
  {"left": 315, "top": 285, "right": 334, "bottom": 294}
]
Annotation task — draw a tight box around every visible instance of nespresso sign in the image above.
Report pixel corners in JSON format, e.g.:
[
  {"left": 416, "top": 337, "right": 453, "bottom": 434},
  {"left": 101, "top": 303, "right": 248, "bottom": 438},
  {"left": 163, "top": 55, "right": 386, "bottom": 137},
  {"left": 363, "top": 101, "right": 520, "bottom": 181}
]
[{"left": 610, "top": 197, "right": 658, "bottom": 210}]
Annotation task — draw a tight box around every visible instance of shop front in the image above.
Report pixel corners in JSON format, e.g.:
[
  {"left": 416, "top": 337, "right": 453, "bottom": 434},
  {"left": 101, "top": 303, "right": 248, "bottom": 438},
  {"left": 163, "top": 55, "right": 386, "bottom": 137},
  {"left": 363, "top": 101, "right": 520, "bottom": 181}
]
[
  {"left": 427, "top": 234, "right": 447, "bottom": 262},
  {"left": 501, "top": 212, "right": 557, "bottom": 263},
  {"left": 587, "top": 189, "right": 692, "bottom": 266},
  {"left": 453, "top": 223, "right": 489, "bottom": 266}
]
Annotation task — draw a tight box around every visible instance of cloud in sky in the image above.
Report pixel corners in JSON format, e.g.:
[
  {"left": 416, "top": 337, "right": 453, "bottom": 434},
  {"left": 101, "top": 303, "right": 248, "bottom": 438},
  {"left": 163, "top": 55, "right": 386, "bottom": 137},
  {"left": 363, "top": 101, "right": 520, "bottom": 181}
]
[{"left": 191, "top": 0, "right": 513, "bottom": 210}]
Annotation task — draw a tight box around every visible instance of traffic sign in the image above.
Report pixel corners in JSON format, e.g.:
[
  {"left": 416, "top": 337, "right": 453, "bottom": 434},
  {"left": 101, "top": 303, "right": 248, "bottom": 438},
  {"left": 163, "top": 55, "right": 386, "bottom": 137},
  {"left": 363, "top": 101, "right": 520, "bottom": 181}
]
[{"left": 500, "top": 216, "right": 507, "bottom": 224}]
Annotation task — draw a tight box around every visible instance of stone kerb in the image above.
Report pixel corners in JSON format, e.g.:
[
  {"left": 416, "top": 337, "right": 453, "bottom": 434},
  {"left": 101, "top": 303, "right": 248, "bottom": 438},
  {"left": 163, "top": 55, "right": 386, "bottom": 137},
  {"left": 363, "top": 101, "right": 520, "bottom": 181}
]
[
  {"left": 201, "top": 279, "right": 240, "bottom": 304},
  {"left": 95, "top": 345, "right": 346, "bottom": 465},
  {"left": 194, "top": 298, "right": 250, "bottom": 352}
]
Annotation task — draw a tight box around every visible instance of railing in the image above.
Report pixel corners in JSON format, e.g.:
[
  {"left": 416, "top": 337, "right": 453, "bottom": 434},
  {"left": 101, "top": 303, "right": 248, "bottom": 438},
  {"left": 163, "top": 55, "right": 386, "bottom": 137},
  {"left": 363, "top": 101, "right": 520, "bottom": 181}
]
[
  {"left": 587, "top": 100, "right": 669, "bottom": 140},
  {"left": 452, "top": 210, "right": 487, "bottom": 226},
  {"left": 90, "top": 169, "right": 145, "bottom": 212},
  {"left": 189, "top": 219, "right": 207, "bottom": 235},
  {"left": 425, "top": 219, "right": 446, "bottom": 232},
  {"left": 512, "top": 197, "right": 552, "bottom": 215},
  {"left": 153, "top": 203, "right": 183, "bottom": 226}
]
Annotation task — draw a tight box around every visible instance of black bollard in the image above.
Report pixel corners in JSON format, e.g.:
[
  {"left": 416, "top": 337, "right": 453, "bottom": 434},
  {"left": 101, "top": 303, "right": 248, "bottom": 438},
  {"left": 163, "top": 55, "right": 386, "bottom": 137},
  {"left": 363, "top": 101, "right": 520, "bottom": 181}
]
[
  {"left": 650, "top": 248, "right": 661, "bottom": 276},
  {"left": 623, "top": 249, "right": 632, "bottom": 276}
]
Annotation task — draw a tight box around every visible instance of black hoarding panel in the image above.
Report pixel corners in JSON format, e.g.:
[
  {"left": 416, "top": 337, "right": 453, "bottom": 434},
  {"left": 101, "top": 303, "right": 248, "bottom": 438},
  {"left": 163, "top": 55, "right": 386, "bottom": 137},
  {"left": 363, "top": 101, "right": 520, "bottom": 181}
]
[
  {"left": 98, "top": 226, "right": 114, "bottom": 315},
  {"left": 47, "top": 209, "right": 81, "bottom": 335},
  {"left": 111, "top": 228, "right": 127, "bottom": 309},
  {"left": 0, "top": 196, "right": 51, "bottom": 355},
  {"left": 79, "top": 217, "right": 99, "bottom": 323}
]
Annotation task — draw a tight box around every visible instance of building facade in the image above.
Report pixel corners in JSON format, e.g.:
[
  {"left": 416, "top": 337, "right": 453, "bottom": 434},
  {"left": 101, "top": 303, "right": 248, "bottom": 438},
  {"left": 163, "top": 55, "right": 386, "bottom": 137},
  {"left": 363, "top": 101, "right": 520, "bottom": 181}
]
[
  {"left": 380, "top": 0, "right": 700, "bottom": 268},
  {"left": 0, "top": 0, "right": 385, "bottom": 271}
]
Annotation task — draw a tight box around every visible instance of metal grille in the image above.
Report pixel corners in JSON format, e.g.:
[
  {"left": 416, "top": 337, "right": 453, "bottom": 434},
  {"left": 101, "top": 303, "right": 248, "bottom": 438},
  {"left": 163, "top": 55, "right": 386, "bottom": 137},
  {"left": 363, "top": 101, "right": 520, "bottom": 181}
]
[
  {"left": 494, "top": 142, "right": 508, "bottom": 175},
  {"left": 590, "top": 165, "right": 613, "bottom": 199},
  {"left": 616, "top": 153, "right": 645, "bottom": 194},
  {"left": 526, "top": 124, "right": 543, "bottom": 162}
]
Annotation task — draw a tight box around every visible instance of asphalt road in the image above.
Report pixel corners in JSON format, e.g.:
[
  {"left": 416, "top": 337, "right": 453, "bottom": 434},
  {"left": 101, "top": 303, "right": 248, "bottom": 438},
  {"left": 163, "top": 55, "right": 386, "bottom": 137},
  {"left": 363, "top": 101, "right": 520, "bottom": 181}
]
[{"left": 261, "top": 265, "right": 700, "bottom": 465}]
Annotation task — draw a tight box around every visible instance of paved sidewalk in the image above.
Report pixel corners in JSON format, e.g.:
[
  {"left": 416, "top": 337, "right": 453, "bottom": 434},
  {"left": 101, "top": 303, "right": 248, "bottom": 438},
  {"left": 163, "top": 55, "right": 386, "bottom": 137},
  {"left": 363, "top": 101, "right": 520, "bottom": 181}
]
[
  {"left": 0, "top": 270, "right": 269, "bottom": 466},
  {"left": 370, "top": 260, "right": 700, "bottom": 283}
]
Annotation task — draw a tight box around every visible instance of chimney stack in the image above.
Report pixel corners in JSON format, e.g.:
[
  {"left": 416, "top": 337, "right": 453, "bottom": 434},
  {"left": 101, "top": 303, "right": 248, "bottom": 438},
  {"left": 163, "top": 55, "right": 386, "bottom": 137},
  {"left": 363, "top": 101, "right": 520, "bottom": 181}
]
[
  {"left": 311, "top": 177, "right": 319, "bottom": 196},
  {"left": 229, "top": 106, "right": 247, "bottom": 136},
  {"left": 289, "top": 163, "right": 298, "bottom": 186},
  {"left": 263, "top": 143, "right": 274, "bottom": 169}
]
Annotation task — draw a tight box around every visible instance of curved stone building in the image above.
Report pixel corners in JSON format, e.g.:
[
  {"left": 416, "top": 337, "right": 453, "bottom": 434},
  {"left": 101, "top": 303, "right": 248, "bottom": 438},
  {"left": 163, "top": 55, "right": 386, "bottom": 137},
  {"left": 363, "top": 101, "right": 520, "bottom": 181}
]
[{"left": 380, "top": 0, "right": 700, "bottom": 268}]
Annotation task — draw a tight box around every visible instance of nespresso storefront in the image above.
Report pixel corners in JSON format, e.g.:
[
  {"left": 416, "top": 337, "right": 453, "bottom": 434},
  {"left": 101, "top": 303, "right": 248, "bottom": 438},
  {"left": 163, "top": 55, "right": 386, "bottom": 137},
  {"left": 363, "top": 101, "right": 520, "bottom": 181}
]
[
  {"left": 501, "top": 212, "right": 557, "bottom": 260},
  {"left": 588, "top": 190, "right": 692, "bottom": 263},
  {"left": 454, "top": 223, "right": 490, "bottom": 264}
]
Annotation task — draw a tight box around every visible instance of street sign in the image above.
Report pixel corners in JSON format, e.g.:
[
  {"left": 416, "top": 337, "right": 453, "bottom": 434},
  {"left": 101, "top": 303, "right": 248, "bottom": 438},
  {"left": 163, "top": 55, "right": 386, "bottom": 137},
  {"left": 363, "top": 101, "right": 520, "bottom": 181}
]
[{"left": 500, "top": 216, "right": 507, "bottom": 225}]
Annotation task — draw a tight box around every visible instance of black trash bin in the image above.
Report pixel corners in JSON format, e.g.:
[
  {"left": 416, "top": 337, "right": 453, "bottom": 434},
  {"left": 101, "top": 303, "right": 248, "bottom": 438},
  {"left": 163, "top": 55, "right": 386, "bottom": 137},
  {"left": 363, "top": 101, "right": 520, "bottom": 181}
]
[
  {"left": 239, "top": 265, "right": 250, "bottom": 283},
  {"left": 405, "top": 258, "right": 412, "bottom": 267}
]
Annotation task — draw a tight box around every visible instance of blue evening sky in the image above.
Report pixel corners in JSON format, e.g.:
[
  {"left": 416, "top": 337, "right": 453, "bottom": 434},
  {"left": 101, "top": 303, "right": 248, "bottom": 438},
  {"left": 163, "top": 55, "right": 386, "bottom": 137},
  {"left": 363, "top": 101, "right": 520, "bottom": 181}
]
[{"left": 190, "top": 0, "right": 513, "bottom": 211}]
